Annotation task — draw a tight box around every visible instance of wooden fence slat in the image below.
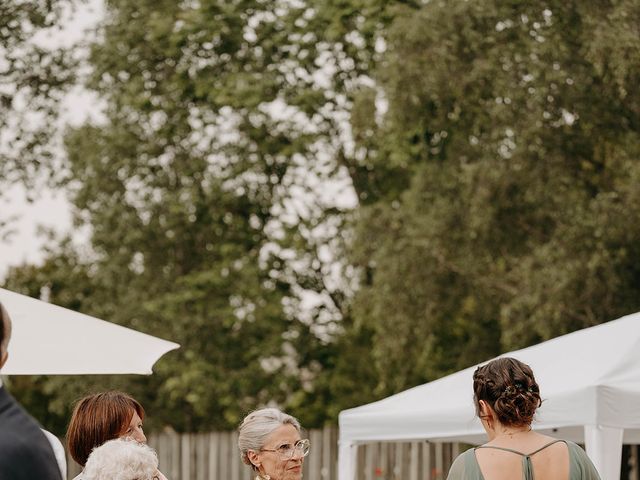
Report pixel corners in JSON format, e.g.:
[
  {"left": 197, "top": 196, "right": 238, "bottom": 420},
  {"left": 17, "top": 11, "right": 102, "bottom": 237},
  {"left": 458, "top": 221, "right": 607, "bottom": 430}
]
[
  {"left": 356, "top": 444, "right": 364, "bottom": 480},
  {"left": 221, "top": 432, "right": 230, "bottom": 480},
  {"left": 153, "top": 433, "right": 168, "bottom": 475},
  {"left": 231, "top": 430, "right": 240, "bottom": 480},
  {"left": 443, "top": 443, "right": 450, "bottom": 475},
  {"left": 322, "top": 424, "right": 332, "bottom": 480},
  {"left": 435, "top": 443, "right": 444, "bottom": 480},
  {"left": 180, "top": 433, "right": 190, "bottom": 480},
  {"left": 170, "top": 431, "right": 180, "bottom": 480},
  {"left": 393, "top": 443, "right": 403, "bottom": 480},
  {"left": 196, "top": 433, "right": 207, "bottom": 480},
  {"left": 332, "top": 427, "right": 340, "bottom": 480},
  {"left": 364, "top": 443, "right": 374, "bottom": 480},
  {"left": 422, "top": 442, "right": 431, "bottom": 480},
  {"left": 379, "top": 441, "right": 389, "bottom": 480},
  {"left": 409, "top": 442, "right": 419, "bottom": 480},
  {"left": 308, "top": 429, "right": 322, "bottom": 480},
  {"left": 209, "top": 432, "right": 219, "bottom": 480}
]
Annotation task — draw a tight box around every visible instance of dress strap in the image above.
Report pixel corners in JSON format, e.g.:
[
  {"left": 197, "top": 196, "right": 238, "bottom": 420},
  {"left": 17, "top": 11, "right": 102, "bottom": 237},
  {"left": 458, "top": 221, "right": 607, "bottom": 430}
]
[
  {"left": 475, "top": 440, "right": 568, "bottom": 480},
  {"left": 475, "top": 439, "right": 566, "bottom": 457},
  {"left": 528, "top": 439, "right": 566, "bottom": 456},
  {"left": 475, "top": 445, "right": 527, "bottom": 456}
]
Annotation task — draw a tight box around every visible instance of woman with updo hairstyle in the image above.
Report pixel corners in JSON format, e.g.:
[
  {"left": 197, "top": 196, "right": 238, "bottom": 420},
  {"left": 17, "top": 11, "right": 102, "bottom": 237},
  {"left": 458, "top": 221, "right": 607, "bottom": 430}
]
[
  {"left": 238, "top": 407, "right": 310, "bottom": 480},
  {"left": 446, "top": 357, "right": 600, "bottom": 480}
]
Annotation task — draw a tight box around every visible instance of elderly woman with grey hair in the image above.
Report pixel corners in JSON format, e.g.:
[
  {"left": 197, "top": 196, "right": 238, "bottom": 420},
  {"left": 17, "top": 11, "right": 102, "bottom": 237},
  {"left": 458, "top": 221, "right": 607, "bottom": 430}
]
[
  {"left": 238, "top": 408, "right": 310, "bottom": 480},
  {"left": 82, "top": 438, "right": 161, "bottom": 480}
]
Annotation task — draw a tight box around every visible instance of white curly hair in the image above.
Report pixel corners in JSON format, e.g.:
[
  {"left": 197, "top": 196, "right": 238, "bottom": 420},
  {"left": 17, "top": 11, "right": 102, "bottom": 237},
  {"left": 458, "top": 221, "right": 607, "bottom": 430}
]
[{"left": 82, "top": 438, "right": 159, "bottom": 480}]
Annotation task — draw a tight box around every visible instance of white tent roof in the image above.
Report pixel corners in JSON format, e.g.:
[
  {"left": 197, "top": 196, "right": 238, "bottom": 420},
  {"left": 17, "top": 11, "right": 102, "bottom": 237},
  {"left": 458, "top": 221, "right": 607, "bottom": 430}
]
[
  {"left": 0, "top": 288, "right": 180, "bottom": 375},
  {"left": 338, "top": 311, "right": 640, "bottom": 480}
]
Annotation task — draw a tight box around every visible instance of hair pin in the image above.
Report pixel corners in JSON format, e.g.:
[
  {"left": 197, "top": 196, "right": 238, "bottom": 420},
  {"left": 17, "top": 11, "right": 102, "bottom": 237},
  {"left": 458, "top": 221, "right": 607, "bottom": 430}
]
[{"left": 503, "top": 386, "right": 516, "bottom": 396}]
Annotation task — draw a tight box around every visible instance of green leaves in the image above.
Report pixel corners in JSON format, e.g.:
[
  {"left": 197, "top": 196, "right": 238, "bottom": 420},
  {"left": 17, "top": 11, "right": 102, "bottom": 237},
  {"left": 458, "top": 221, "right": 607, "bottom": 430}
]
[
  {"left": 350, "top": 0, "right": 640, "bottom": 391},
  {"left": 5, "top": 0, "right": 388, "bottom": 431},
  {"left": 5, "top": 0, "right": 640, "bottom": 433},
  {"left": 0, "top": 0, "right": 79, "bottom": 192}
]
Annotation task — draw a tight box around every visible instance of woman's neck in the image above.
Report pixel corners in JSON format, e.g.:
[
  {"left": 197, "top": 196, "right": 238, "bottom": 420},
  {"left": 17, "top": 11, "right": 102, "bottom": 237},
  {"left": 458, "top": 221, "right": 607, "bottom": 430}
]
[{"left": 488, "top": 424, "right": 532, "bottom": 442}]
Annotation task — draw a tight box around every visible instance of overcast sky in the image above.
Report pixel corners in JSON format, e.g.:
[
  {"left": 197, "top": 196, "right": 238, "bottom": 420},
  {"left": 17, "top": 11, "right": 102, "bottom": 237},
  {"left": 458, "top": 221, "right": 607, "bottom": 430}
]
[
  {"left": 0, "top": 188, "right": 72, "bottom": 280},
  {"left": 0, "top": 0, "right": 104, "bottom": 281}
]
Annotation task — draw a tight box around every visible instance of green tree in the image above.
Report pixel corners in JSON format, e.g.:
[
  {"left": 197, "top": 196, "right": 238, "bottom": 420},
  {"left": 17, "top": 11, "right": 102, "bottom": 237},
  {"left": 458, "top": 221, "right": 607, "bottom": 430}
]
[
  {"left": 4, "top": 0, "right": 412, "bottom": 431},
  {"left": 351, "top": 0, "right": 640, "bottom": 395}
]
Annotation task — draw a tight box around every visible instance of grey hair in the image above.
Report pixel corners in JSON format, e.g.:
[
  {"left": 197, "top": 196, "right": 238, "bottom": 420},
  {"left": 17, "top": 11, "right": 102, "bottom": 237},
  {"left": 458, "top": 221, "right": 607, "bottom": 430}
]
[
  {"left": 82, "top": 438, "right": 158, "bottom": 480},
  {"left": 238, "top": 408, "right": 301, "bottom": 470}
]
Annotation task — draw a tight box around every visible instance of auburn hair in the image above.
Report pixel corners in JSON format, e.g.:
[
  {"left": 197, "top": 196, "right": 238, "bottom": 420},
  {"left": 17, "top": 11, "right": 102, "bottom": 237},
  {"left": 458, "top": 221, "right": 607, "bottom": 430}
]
[{"left": 66, "top": 391, "right": 145, "bottom": 466}]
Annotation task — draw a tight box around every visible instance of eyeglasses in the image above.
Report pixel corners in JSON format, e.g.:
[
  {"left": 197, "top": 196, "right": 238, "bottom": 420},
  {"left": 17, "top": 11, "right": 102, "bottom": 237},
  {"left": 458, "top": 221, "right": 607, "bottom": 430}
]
[{"left": 260, "top": 439, "right": 310, "bottom": 459}]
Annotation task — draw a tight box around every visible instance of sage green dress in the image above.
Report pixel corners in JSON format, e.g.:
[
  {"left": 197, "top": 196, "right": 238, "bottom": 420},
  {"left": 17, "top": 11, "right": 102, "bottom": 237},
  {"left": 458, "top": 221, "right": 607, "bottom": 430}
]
[{"left": 446, "top": 440, "right": 601, "bottom": 480}]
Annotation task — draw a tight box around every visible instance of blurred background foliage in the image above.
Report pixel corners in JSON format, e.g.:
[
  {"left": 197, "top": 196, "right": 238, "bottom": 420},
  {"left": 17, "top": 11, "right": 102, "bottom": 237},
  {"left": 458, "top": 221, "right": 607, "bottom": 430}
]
[{"left": 2, "top": 0, "right": 640, "bottom": 435}]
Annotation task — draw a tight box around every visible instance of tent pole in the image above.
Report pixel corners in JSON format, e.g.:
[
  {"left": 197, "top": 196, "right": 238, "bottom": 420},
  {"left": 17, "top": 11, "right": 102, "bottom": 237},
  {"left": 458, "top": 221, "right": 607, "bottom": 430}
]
[
  {"left": 584, "top": 425, "right": 623, "bottom": 480},
  {"left": 338, "top": 439, "right": 357, "bottom": 480}
]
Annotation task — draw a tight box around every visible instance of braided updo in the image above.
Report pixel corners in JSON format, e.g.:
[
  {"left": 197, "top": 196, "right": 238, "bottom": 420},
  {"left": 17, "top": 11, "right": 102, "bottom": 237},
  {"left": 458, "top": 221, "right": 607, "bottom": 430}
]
[{"left": 473, "top": 357, "right": 542, "bottom": 427}]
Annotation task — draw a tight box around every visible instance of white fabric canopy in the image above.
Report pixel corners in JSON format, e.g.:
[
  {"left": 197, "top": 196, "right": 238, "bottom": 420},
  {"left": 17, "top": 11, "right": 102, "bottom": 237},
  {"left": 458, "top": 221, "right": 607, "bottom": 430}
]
[
  {"left": 339, "top": 311, "right": 640, "bottom": 480},
  {"left": 0, "top": 288, "right": 180, "bottom": 375}
]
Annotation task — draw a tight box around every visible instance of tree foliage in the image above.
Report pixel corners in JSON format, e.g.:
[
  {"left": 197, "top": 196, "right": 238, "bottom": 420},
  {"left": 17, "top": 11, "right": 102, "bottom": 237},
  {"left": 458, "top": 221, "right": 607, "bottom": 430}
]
[
  {"left": 4, "top": 0, "right": 404, "bottom": 432},
  {"left": 0, "top": 0, "right": 78, "bottom": 191},
  {"left": 350, "top": 0, "right": 640, "bottom": 394},
  {"left": 4, "top": 0, "right": 640, "bottom": 434}
]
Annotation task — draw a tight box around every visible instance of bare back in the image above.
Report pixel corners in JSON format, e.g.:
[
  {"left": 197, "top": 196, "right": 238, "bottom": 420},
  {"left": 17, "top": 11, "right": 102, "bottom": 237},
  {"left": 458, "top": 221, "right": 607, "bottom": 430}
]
[{"left": 474, "top": 435, "right": 569, "bottom": 480}]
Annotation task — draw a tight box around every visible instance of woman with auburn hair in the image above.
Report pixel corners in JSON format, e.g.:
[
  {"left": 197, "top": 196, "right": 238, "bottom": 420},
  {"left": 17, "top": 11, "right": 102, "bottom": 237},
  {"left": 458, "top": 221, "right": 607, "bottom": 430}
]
[
  {"left": 66, "top": 391, "right": 167, "bottom": 480},
  {"left": 446, "top": 357, "right": 600, "bottom": 480}
]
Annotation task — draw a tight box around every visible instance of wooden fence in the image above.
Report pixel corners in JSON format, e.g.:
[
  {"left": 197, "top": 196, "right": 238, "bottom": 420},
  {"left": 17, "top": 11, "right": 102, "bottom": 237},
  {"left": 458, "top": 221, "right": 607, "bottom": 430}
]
[{"left": 65, "top": 427, "right": 640, "bottom": 479}]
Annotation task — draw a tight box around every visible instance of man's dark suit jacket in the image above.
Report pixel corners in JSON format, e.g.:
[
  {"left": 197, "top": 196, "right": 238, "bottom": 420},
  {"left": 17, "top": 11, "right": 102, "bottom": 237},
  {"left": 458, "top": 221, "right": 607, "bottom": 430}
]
[{"left": 0, "top": 386, "right": 62, "bottom": 480}]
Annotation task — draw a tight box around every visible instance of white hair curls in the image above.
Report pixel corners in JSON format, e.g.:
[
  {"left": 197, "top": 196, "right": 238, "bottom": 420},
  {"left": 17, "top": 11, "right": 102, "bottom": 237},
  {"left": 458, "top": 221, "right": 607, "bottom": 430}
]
[{"left": 82, "top": 438, "right": 158, "bottom": 480}]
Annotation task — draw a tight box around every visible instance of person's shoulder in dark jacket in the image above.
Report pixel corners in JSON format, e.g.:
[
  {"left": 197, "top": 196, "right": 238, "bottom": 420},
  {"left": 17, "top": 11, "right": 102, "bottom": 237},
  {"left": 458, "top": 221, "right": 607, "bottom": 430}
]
[{"left": 0, "top": 386, "right": 63, "bottom": 480}]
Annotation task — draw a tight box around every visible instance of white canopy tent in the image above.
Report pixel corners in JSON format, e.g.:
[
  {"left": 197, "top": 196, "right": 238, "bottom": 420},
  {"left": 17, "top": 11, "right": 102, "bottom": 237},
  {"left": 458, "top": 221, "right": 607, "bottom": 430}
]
[
  {"left": 339, "top": 311, "right": 640, "bottom": 480},
  {"left": 0, "top": 288, "right": 180, "bottom": 375}
]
